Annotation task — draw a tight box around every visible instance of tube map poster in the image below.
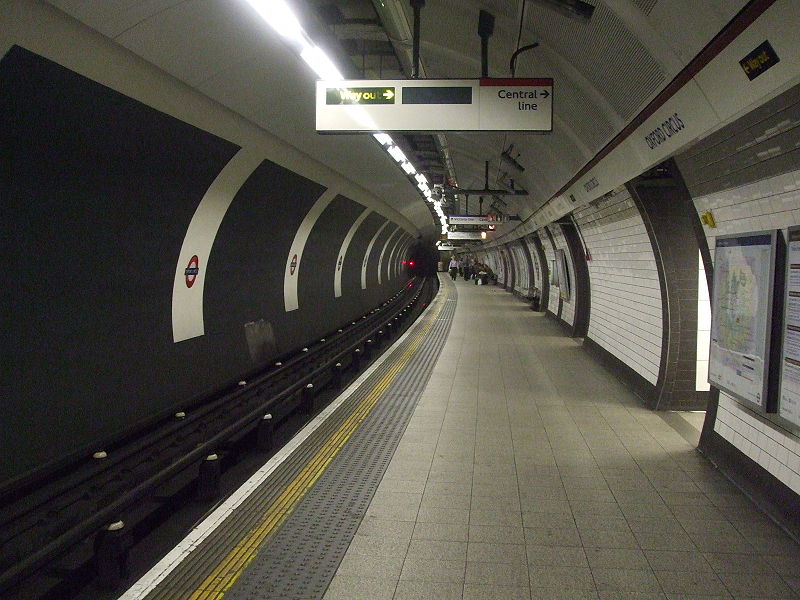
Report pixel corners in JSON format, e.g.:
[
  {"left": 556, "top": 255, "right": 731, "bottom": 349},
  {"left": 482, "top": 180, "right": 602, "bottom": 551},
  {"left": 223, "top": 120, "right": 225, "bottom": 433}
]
[{"left": 709, "top": 232, "right": 775, "bottom": 408}]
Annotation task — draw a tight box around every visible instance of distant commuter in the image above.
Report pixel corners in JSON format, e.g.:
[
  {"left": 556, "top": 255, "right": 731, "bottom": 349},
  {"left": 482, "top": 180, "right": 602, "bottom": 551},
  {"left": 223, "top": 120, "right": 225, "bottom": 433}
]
[{"left": 448, "top": 256, "right": 458, "bottom": 280}]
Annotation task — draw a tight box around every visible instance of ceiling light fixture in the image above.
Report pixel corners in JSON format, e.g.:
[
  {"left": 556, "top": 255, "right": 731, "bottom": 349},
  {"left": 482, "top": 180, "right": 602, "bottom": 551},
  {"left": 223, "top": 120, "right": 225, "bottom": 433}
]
[{"left": 244, "top": 0, "right": 448, "bottom": 233}]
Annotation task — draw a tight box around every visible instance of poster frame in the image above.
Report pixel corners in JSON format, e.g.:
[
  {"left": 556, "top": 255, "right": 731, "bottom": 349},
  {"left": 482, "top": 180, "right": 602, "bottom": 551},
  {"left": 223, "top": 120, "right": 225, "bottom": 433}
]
[
  {"left": 708, "top": 229, "right": 779, "bottom": 413},
  {"left": 777, "top": 225, "right": 800, "bottom": 433}
]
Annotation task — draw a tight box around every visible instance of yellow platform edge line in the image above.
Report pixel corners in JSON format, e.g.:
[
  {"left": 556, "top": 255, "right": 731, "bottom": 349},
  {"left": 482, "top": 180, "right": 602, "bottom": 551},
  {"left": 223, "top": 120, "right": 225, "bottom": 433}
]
[{"left": 185, "top": 290, "right": 446, "bottom": 600}]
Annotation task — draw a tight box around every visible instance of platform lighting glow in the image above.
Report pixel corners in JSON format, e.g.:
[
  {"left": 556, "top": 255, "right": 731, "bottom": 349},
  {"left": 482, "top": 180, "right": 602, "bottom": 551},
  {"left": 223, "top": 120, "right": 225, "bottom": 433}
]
[
  {"left": 246, "top": 0, "right": 306, "bottom": 47},
  {"left": 300, "top": 46, "right": 343, "bottom": 80},
  {"left": 414, "top": 173, "right": 428, "bottom": 186},
  {"left": 417, "top": 182, "right": 428, "bottom": 192},
  {"left": 373, "top": 133, "right": 393, "bottom": 145},
  {"left": 387, "top": 145, "right": 407, "bottom": 163},
  {"left": 401, "top": 161, "right": 416, "bottom": 175}
]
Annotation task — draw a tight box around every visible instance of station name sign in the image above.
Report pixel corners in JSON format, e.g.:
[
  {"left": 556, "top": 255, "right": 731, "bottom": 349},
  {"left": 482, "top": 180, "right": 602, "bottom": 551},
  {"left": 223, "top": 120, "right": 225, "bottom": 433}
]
[{"left": 316, "top": 78, "right": 553, "bottom": 133}]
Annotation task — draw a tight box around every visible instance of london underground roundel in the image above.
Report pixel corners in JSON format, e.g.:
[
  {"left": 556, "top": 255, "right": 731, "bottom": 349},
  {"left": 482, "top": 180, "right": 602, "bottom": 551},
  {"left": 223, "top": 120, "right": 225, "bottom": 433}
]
[{"left": 185, "top": 255, "right": 199, "bottom": 288}]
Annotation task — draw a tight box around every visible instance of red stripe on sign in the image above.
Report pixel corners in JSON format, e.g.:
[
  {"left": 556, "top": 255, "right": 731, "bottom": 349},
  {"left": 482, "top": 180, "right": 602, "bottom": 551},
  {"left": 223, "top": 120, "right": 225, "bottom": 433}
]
[{"left": 480, "top": 78, "right": 552, "bottom": 86}]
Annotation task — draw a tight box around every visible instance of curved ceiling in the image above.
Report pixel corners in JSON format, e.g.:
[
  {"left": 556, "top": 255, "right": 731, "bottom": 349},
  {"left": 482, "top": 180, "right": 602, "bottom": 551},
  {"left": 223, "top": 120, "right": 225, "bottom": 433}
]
[{"left": 47, "top": 0, "right": 749, "bottom": 242}]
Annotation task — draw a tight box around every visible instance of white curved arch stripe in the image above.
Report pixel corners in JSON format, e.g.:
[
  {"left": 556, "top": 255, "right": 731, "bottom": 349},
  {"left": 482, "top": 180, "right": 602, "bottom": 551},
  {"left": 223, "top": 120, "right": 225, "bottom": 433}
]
[
  {"left": 386, "top": 234, "right": 407, "bottom": 282},
  {"left": 284, "top": 189, "right": 338, "bottom": 312},
  {"left": 172, "top": 148, "right": 264, "bottom": 343},
  {"left": 377, "top": 226, "right": 401, "bottom": 285},
  {"left": 361, "top": 220, "right": 390, "bottom": 290},
  {"left": 334, "top": 208, "right": 371, "bottom": 298}
]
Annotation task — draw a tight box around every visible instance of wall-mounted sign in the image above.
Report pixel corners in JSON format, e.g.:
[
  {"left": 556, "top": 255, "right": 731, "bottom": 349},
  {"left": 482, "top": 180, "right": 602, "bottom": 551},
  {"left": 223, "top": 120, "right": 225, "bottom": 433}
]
[
  {"left": 740, "top": 40, "right": 780, "bottom": 81},
  {"left": 184, "top": 255, "right": 199, "bottom": 288},
  {"left": 709, "top": 231, "right": 779, "bottom": 410},
  {"left": 317, "top": 78, "right": 553, "bottom": 132},
  {"left": 437, "top": 244, "right": 458, "bottom": 251}
]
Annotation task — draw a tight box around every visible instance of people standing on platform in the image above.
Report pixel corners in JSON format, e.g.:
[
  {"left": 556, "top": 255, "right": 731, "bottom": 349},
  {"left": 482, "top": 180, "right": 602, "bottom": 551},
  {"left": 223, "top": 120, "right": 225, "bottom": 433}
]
[
  {"left": 463, "top": 255, "right": 473, "bottom": 281},
  {"left": 448, "top": 256, "right": 458, "bottom": 280}
]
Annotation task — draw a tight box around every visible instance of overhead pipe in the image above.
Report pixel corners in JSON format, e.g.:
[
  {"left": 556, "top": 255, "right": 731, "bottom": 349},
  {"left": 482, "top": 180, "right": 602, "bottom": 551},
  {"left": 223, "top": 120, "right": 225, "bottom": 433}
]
[
  {"left": 410, "top": 0, "right": 425, "bottom": 78},
  {"left": 477, "top": 10, "right": 495, "bottom": 78}
]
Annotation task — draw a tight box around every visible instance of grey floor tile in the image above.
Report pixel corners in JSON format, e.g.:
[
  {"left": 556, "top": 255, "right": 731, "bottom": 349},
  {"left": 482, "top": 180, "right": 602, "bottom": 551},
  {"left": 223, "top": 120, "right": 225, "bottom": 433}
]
[
  {"left": 653, "top": 570, "right": 729, "bottom": 596},
  {"left": 529, "top": 565, "right": 595, "bottom": 591},
  {"left": 346, "top": 534, "right": 411, "bottom": 557},
  {"left": 592, "top": 568, "right": 661, "bottom": 593},
  {"left": 467, "top": 542, "right": 528, "bottom": 564},
  {"left": 377, "top": 478, "right": 428, "bottom": 495},
  {"left": 574, "top": 514, "right": 631, "bottom": 532},
  {"left": 406, "top": 539, "right": 467, "bottom": 561},
  {"left": 420, "top": 492, "right": 471, "bottom": 510},
  {"left": 468, "top": 561, "right": 531, "bottom": 587},
  {"left": 525, "top": 525, "right": 583, "bottom": 547},
  {"left": 620, "top": 503, "right": 675, "bottom": 519},
  {"left": 336, "top": 553, "right": 405, "bottom": 579},
  {"left": 416, "top": 506, "right": 470, "bottom": 525},
  {"left": 425, "top": 480, "right": 472, "bottom": 496},
  {"left": 585, "top": 546, "right": 650, "bottom": 569},
  {"left": 469, "top": 507, "right": 523, "bottom": 527},
  {"left": 596, "top": 593, "right": 666, "bottom": 600},
  {"left": 412, "top": 521, "right": 469, "bottom": 542},
  {"left": 526, "top": 544, "right": 588, "bottom": 567},
  {"left": 471, "top": 494, "right": 521, "bottom": 511},
  {"left": 357, "top": 517, "right": 415, "bottom": 540},
  {"left": 766, "top": 552, "right": 800, "bottom": 577},
  {"left": 626, "top": 516, "right": 686, "bottom": 534},
  {"left": 371, "top": 490, "right": 424, "bottom": 507},
  {"left": 701, "top": 552, "right": 777, "bottom": 574},
  {"left": 645, "top": 550, "right": 714, "bottom": 572},
  {"left": 529, "top": 589, "right": 598, "bottom": 600},
  {"left": 746, "top": 533, "right": 800, "bottom": 555},
  {"left": 463, "top": 583, "right": 532, "bottom": 599},
  {"left": 365, "top": 502, "right": 420, "bottom": 522},
  {"left": 634, "top": 531, "right": 697, "bottom": 551},
  {"left": 399, "top": 557, "right": 466, "bottom": 583},
  {"left": 579, "top": 527, "right": 640, "bottom": 549},
  {"left": 686, "top": 532, "right": 756, "bottom": 554},
  {"left": 322, "top": 575, "right": 396, "bottom": 600},
  {"left": 716, "top": 571, "right": 797, "bottom": 597},
  {"left": 393, "top": 580, "right": 463, "bottom": 600},
  {"left": 570, "top": 501, "right": 625, "bottom": 517},
  {"left": 469, "top": 524, "right": 526, "bottom": 544}
]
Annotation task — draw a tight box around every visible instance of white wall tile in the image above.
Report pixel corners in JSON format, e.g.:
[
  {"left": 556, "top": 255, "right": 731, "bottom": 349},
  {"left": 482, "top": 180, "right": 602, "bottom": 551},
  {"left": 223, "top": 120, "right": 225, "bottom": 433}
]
[{"left": 574, "top": 189, "right": 662, "bottom": 385}]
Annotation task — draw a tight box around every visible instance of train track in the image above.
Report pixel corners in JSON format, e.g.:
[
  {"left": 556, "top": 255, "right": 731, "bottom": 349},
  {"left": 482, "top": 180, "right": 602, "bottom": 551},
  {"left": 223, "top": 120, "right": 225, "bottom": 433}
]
[{"left": 0, "top": 276, "right": 437, "bottom": 599}]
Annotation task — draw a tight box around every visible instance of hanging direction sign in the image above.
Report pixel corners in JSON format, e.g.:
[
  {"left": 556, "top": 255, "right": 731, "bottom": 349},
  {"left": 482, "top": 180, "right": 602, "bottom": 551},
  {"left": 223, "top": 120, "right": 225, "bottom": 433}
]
[
  {"left": 316, "top": 78, "right": 553, "bottom": 133},
  {"left": 448, "top": 215, "right": 497, "bottom": 225},
  {"left": 448, "top": 231, "right": 485, "bottom": 240}
]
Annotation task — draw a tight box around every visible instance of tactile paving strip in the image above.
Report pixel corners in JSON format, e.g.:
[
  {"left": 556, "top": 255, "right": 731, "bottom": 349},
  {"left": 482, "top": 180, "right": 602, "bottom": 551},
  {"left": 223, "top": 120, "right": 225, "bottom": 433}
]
[
  {"left": 143, "top": 277, "right": 456, "bottom": 600},
  {"left": 225, "top": 279, "right": 456, "bottom": 600}
]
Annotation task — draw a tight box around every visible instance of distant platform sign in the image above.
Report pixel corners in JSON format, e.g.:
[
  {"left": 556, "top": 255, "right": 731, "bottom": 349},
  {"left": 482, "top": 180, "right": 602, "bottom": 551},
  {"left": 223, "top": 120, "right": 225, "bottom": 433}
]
[
  {"left": 448, "top": 215, "right": 496, "bottom": 225},
  {"left": 448, "top": 231, "right": 485, "bottom": 240},
  {"left": 316, "top": 78, "right": 553, "bottom": 133}
]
